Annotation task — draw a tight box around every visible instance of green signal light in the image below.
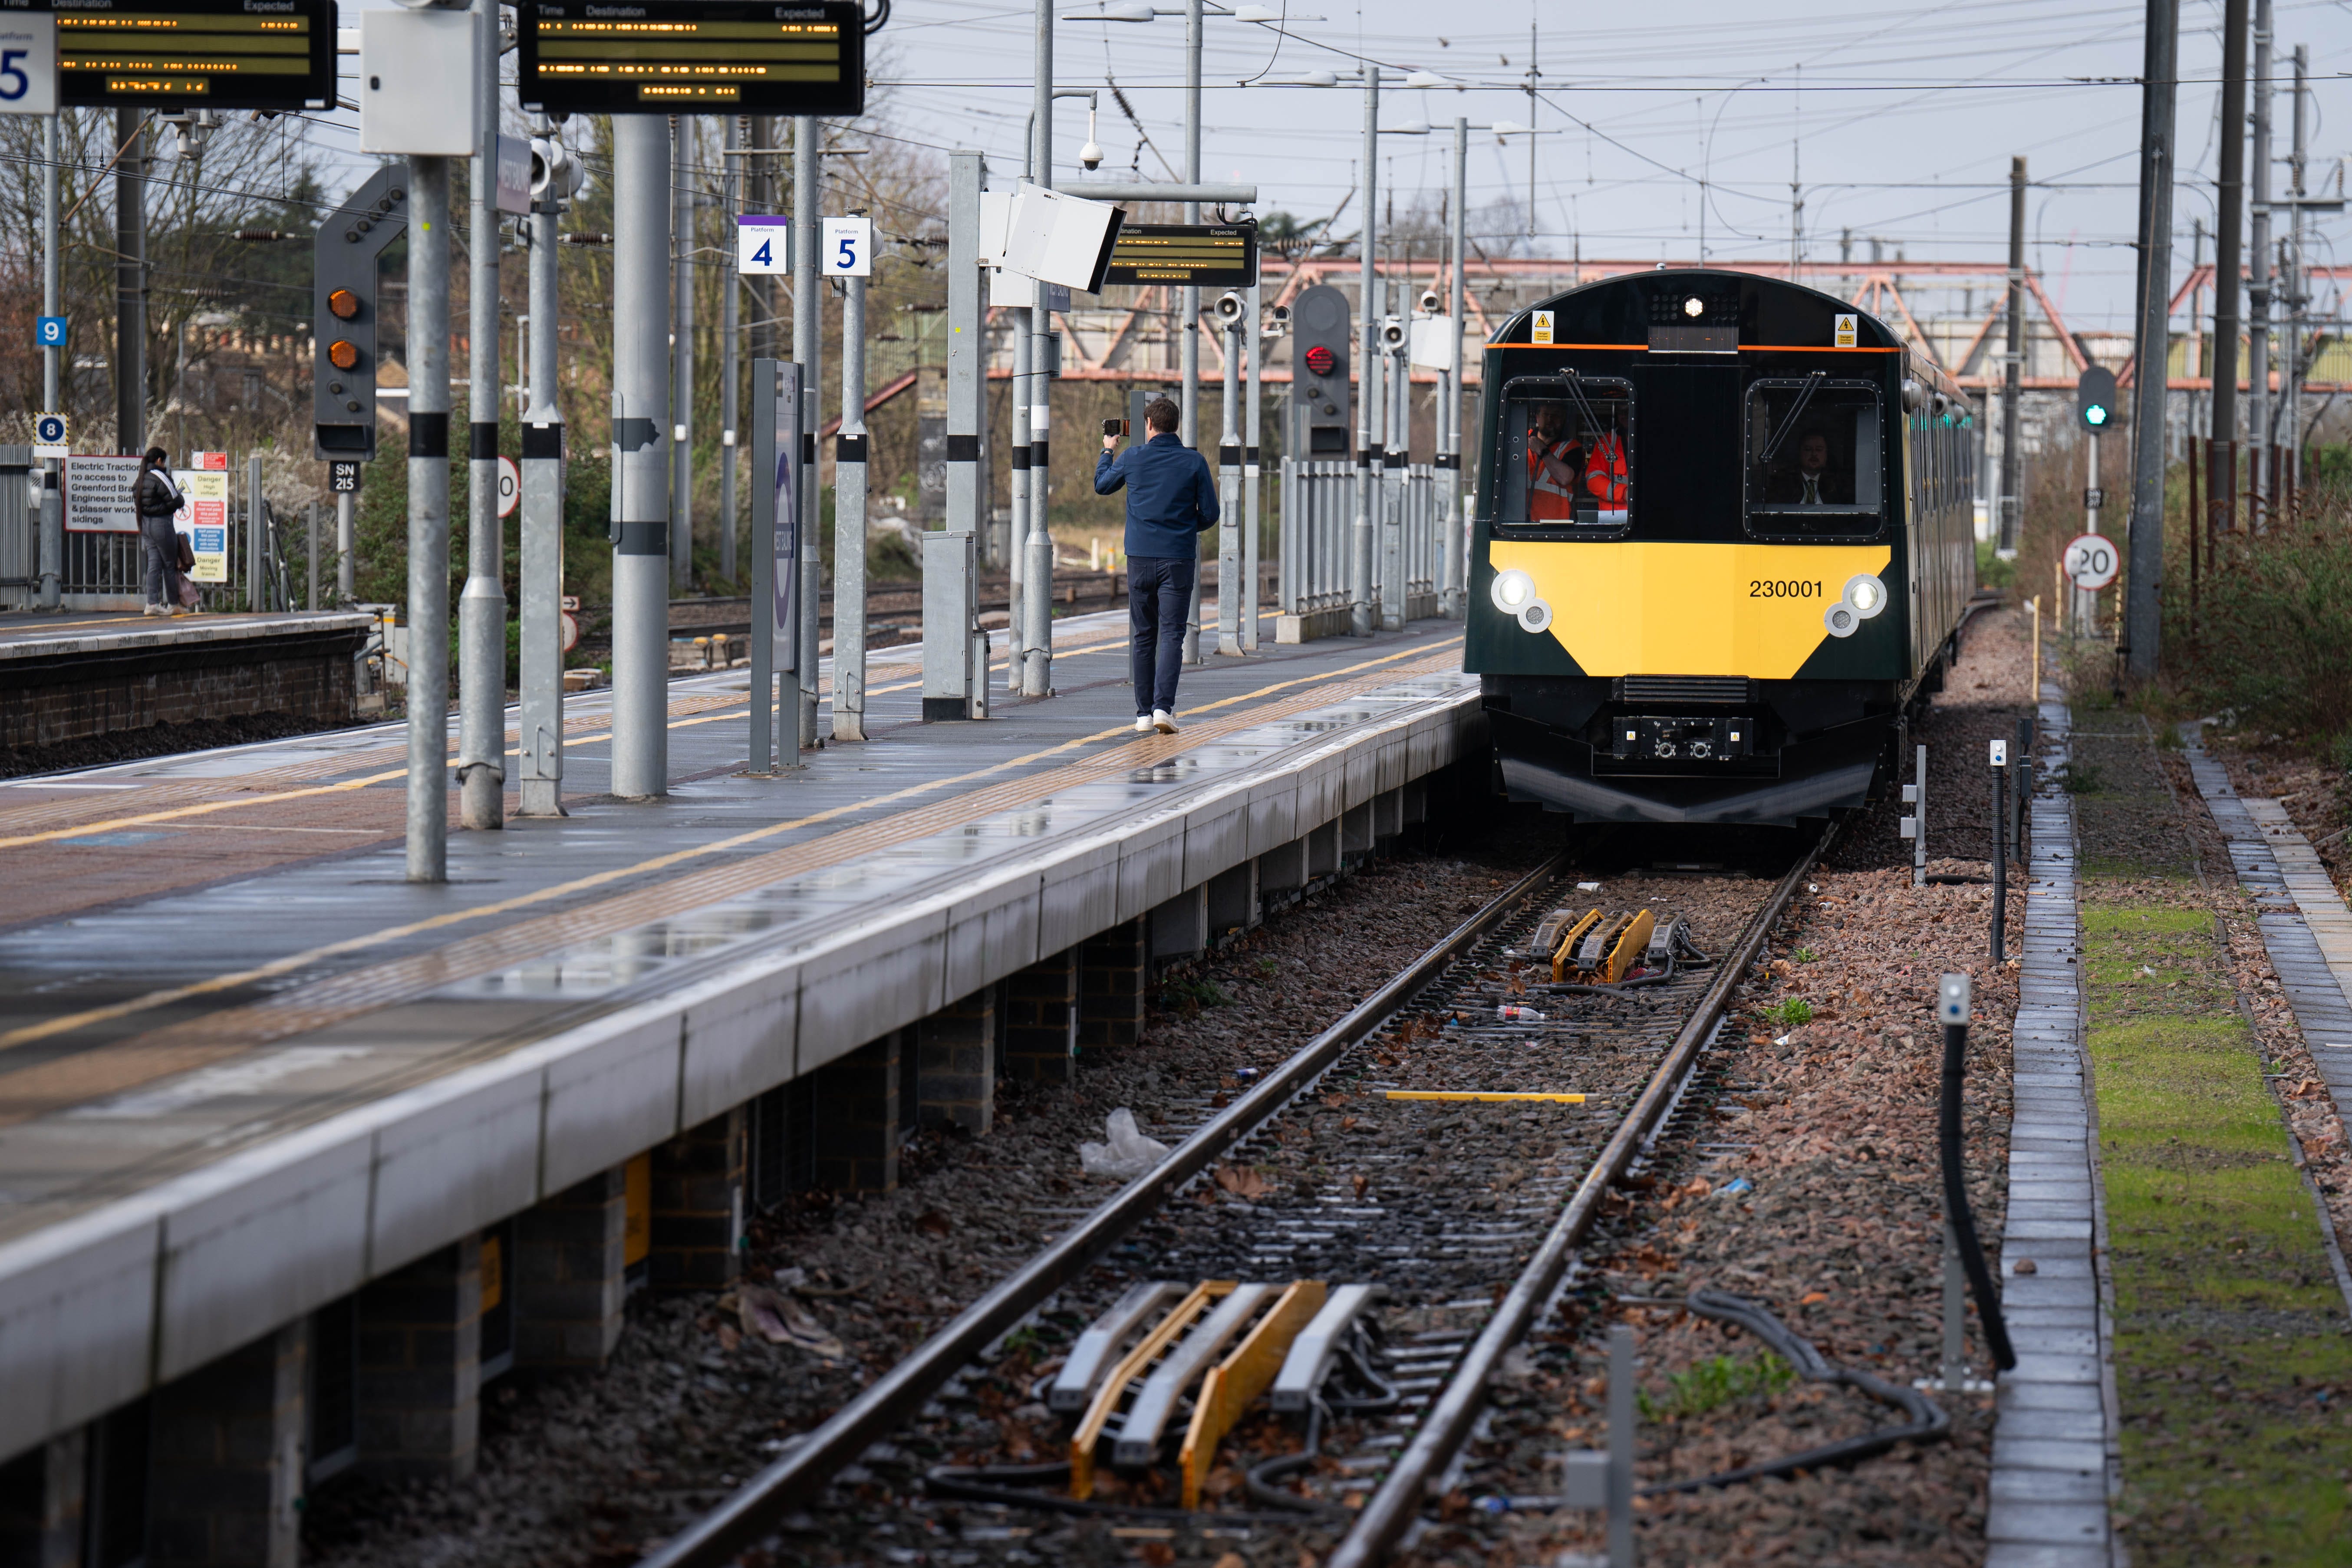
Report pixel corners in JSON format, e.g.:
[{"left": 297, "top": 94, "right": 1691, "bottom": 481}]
[{"left": 2084, "top": 404, "right": 2110, "bottom": 427}]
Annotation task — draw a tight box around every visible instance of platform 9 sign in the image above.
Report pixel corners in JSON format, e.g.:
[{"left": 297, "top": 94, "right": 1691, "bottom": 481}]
[{"left": 2063, "top": 533, "right": 2121, "bottom": 591}]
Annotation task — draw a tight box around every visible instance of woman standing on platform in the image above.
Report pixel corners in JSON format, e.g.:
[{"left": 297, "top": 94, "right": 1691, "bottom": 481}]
[{"left": 132, "top": 448, "right": 187, "bottom": 617}]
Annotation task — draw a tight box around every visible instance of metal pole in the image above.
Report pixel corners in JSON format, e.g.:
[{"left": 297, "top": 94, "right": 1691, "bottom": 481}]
[
  {"left": 945, "top": 150, "right": 986, "bottom": 560},
  {"left": 835, "top": 272, "right": 869, "bottom": 741},
  {"left": 307, "top": 501, "right": 318, "bottom": 610},
  {"left": 1443, "top": 115, "right": 1469, "bottom": 619},
  {"left": 460, "top": 0, "right": 505, "bottom": 831},
  {"left": 406, "top": 156, "right": 453, "bottom": 881},
  {"left": 115, "top": 107, "right": 145, "bottom": 457},
  {"left": 2212, "top": 0, "right": 2249, "bottom": 535},
  {"left": 1606, "top": 1324, "right": 1634, "bottom": 1568},
  {"left": 721, "top": 115, "right": 742, "bottom": 584},
  {"left": 673, "top": 116, "right": 697, "bottom": 590},
  {"left": 2127, "top": 0, "right": 2180, "bottom": 679},
  {"left": 611, "top": 117, "right": 673, "bottom": 800},
  {"left": 793, "top": 117, "right": 822, "bottom": 744},
  {"left": 1009, "top": 320, "right": 1032, "bottom": 669},
  {"left": 1217, "top": 309, "right": 1242, "bottom": 655},
  {"left": 2284, "top": 45, "right": 2309, "bottom": 482},
  {"left": 1242, "top": 278, "right": 1261, "bottom": 652},
  {"left": 1374, "top": 303, "right": 1392, "bottom": 630},
  {"left": 1177, "top": 0, "right": 1204, "bottom": 665},
  {"left": 1023, "top": 2, "right": 1056, "bottom": 695},
  {"left": 1998, "top": 156, "right": 2024, "bottom": 556},
  {"left": 337, "top": 492, "right": 354, "bottom": 600},
  {"left": 750, "top": 359, "right": 777, "bottom": 769},
  {"left": 1353, "top": 66, "right": 1380, "bottom": 638},
  {"left": 38, "top": 112, "right": 61, "bottom": 609},
  {"left": 2248, "top": 0, "right": 2273, "bottom": 514},
  {"left": 519, "top": 122, "right": 569, "bottom": 819}
]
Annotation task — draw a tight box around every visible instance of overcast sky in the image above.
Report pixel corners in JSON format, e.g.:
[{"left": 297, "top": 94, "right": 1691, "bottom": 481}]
[{"left": 325, "top": 0, "right": 2352, "bottom": 336}]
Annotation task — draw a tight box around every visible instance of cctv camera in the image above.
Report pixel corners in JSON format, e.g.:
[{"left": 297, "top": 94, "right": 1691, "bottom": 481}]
[
  {"left": 1271, "top": 304, "right": 1291, "bottom": 322},
  {"left": 1080, "top": 140, "right": 1104, "bottom": 171},
  {"left": 1215, "top": 291, "right": 1245, "bottom": 323},
  {"left": 1419, "top": 290, "right": 1441, "bottom": 313}
]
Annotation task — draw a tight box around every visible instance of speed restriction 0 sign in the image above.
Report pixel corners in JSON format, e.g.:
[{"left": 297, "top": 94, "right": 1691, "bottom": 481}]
[
  {"left": 2063, "top": 533, "right": 2121, "bottom": 591},
  {"left": 496, "top": 455, "right": 520, "bottom": 519}
]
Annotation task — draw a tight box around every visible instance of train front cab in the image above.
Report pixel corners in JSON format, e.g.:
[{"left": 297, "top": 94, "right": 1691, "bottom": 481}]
[{"left": 1466, "top": 271, "right": 1976, "bottom": 826}]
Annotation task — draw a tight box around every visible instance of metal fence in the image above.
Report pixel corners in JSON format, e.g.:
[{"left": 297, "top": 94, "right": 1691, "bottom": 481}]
[
  {"left": 0, "top": 451, "right": 314, "bottom": 611},
  {"left": 1277, "top": 458, "right": 1448, "bottom": 626}
]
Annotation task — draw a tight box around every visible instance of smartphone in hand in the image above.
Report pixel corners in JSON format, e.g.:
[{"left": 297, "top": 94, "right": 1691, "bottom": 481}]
[{"left": 1102, "top": 417, "right": 1126, "bottom": 438}]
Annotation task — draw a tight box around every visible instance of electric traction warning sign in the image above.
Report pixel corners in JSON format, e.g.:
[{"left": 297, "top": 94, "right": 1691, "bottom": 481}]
[{"left": 64, "top": 455, "right": 141, "bottom": 533}]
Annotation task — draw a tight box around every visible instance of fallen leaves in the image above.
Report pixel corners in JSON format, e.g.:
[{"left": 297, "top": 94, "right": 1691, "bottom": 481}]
[
  {"left": 1215, "top": 1163, "right": 1271, "bottom": 1200},
  {"left": 732, "top": 1284, "right": 847, "bottom": 1360}
]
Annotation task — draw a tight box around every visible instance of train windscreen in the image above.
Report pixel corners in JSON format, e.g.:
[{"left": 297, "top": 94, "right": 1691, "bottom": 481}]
[
  {"left": 1494, "top": 377, "right": 1634, "bottom": 533},
  {"left": 1743, "top": 379, "right": 1882, "bottom": 539}
]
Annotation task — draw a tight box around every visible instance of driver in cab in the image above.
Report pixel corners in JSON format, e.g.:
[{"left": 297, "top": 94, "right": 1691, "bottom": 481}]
[
  {"left": 1525, "top": 401, "right": 1583, "bottom": 521},
  {"left": 1765, "top": 430, "right": 1852, "bottom": 505}
]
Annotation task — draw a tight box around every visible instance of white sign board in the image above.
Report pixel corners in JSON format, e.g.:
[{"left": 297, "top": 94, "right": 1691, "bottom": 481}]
[
  {"left": 1408, "top": 316, "right": 1456, "bottom": 372},
  {"left": 988, "top": 269, "right": 1073, "bottom": 311},
  {"left": 175, "top": 470, "right": 231, "bottom": 584},
  {"left": 0, "top": 12, "right": 57, "bottom": 118},
  {"left": 1834, "top": 312, "right": 1858, "bottom": 349},
  {"left": 821, "top": 216, "right": 873, "bottom": 277},
  {"left": 64, "top": 455, "right": 141, "bottom": 534},
  {"left": 2063, "top": 532, "right": 2121, "bottom": 591},
  {"left": 496, "top": 455, "right": 520, "bottom": 518},
  {"left": 32, "top": 411, "right": 65, "bottom": 461},
  {"left": 496, "top": 134, "right": 534, "bottom": 217},
  {"left": 1530, "top": 310, "right": 1555, "bottom": 346},
  {"left": 999, "top": 185, "right": 1122, "bottom": 293},
  {"left": 738, "top": 216, "right": 790, "bottom": 274}
]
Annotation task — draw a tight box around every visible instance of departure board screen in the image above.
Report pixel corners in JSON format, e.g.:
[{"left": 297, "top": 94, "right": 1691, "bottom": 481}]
[
  {"left": 517, "top": 0, "right": 864, "bottom": 115},
  {"left": 56, "top": 0, "right": 336, "bottom": 111},
  {"left": 1100, "top": 222, "right": 1259, "bottom": 289}
]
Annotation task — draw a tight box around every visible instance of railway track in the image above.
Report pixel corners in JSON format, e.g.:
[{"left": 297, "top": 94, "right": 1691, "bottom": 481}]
[{"left": 639, "top": 827, "right": 1834, "bottom": 1567}]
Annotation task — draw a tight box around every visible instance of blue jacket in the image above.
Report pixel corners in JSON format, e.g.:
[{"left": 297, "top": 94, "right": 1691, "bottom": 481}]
[{"left": 1094, "top": 433, "right": 1219, "bottom": 559}]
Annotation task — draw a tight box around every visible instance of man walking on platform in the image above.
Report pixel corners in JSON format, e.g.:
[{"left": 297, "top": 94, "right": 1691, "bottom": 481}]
[{"left": 1097, "top": 396, "right": 1219, "bottom": 734}]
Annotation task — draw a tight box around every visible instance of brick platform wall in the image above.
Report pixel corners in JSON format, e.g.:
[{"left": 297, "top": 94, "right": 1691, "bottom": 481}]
[{"left": 0, "top": 627, "right": 366, "bottom": 750}]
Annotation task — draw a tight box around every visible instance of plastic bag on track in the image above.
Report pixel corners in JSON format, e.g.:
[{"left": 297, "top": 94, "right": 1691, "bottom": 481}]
[{"left": 1077, "top": 1107, "right": 1171, "bottom": 1181}]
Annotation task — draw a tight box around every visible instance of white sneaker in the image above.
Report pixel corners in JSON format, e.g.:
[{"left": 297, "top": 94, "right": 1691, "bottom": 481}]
[
  {"left": 1152, "top": 709, "right": 1178, "bottom": 735},
  {"left": 1133, "top": 715, "right": 1153, "bottom": 734},
  {"left": 143, "top": 603, "right": 166, "bottom": 616}
]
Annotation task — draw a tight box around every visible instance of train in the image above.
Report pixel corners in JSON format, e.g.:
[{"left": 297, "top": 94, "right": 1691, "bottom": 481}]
[{"left": 1464, "top": 267, "right": 1979, "bottom": 826}]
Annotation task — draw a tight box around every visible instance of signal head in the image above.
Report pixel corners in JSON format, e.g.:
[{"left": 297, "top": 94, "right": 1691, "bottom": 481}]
[
  {"left": 328, "top": 288, "right": 361, "bottom": 321},
  {"left": 1304, "top": 343, "right": 1337, "bottom": 378},
  {"left": 326, "top": 339, "right": 360, "bottom": 371}
]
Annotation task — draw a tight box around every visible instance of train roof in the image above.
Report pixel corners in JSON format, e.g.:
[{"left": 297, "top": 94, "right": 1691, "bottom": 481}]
[{"left": 1487, "top": 267, "right": 1971, "bottom": 405}]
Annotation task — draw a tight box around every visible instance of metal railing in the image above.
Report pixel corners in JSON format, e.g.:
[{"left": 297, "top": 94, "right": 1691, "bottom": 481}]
[{"left": 1277, "top": 458, "right": 1447, "bottom": 627}]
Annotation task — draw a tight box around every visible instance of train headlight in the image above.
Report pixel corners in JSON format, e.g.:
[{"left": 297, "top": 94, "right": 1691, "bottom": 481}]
[
  {"left": 1518, "top": 598, "right": 1553, "bottom": 634},
  {"left": 1491, "top": 569, "right": 1535, "bottom": 612},
  {"left": 1843, "top": 573, "right": 1889, "bottom": 619},
  {"left": 1824, "top": 602, "right": 1860, "bottom": 638}
]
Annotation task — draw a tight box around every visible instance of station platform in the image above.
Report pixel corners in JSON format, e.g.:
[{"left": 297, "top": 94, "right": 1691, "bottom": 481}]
[
  {"left": 0, "top": 608, "right": 1478, "bottom": 1477},
  {"left": 0, "top": 608, "right": 375, "bottom": 754}
]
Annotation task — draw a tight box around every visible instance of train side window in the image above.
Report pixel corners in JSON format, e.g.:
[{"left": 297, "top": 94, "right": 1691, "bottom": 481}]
[
  {"left": 1743, "top": 378, "right": 1883, "bottom": 540},
  {"left": 1492, "top": 376, "right": 1634, "bottom": 535}
]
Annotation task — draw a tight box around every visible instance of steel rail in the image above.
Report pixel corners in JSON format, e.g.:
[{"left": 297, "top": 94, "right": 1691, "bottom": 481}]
[
  {"left": 1325, "top": 823, "right": 1838, "bottom": 1568},
  {"left": 638, "top": 850, "right": 1569, "bottom": 1568}
]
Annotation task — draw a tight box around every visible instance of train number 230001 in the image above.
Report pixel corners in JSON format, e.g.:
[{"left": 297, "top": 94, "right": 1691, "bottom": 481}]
[{"left": 1749, "top": 580, "right": 1823, "bottom": 599}]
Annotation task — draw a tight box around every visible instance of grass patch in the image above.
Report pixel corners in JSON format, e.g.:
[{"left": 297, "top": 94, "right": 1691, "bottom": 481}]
[
  {"left": 1790, "top": 945, "right": 1819, "bottom": 964},
  {"left": 1760, "top": 997, "right": 1813, "bottom": 1029},
  {"left": 1638, "top": 1352, "right": 1798, "bottom": 1422},
  {"left": 1160, "top": 977, "right": 1232, "bottom": 1013},
  {"left": 2074, "top": 725, "right": 2352, "bottom": 1562}
]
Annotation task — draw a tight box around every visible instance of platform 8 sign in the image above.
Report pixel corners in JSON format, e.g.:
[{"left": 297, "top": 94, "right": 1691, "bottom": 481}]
[
  {"left": 173, "top": 470, "right": 230, "bottom": 584},
  {"left": 63, "top": 455, "right": 140, "bottom": 533}
]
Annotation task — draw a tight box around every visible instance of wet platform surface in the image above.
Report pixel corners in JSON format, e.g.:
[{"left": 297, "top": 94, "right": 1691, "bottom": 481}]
[{"left": 0, "top": 607, "right": 1476, "bottom": 1453}]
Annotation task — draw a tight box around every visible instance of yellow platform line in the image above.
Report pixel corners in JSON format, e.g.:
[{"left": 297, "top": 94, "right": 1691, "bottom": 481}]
[{"left": 0, "top": 640, "right": 1457, "bottom": 1061}]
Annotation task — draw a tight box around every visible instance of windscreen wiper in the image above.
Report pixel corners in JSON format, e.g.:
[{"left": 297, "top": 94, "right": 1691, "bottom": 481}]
[
  {"left": 1556, "top": 370, "right": 1605, "bottom": 445},
  {"left": 1759, "top": 369, "right": 1828, "bottom": 464}
]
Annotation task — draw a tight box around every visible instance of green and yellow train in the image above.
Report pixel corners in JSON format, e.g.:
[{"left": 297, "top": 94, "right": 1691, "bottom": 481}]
[{"left": 1466, "top": 268, "right": 1978, "bottom": 825}]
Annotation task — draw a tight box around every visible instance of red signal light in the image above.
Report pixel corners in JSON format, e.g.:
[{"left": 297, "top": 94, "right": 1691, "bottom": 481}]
[{"left": 1303, "top": 344, "right": 1337, "bottom": 378}]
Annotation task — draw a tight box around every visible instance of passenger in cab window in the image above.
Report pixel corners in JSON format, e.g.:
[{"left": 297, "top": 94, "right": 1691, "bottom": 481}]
[
  {"left": 1525, "top": 401, "right": 1583, "bottom": 520},
  {"left": 1764, "top": 430, "right": 1853, "bottom": 506}
]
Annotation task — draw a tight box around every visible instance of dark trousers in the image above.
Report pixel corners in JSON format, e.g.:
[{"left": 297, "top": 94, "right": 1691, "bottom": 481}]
[{"left": 1127, "top": 554, "right": 1196, "bottom": 715}]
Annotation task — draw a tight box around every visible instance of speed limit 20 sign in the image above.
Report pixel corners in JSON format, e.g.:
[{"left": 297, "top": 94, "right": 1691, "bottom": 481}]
[{"left": 2063, "top": 533, "right": 2121, "bottom": 592}]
